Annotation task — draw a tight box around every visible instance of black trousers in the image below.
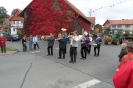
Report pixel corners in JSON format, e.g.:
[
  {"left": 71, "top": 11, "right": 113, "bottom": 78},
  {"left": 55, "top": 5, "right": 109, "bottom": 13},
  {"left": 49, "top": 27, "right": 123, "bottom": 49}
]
[
  {"left": 47, "top": 46, "right": 53, "bottom": 55},
  {"left": 34, "top": 42, "right": 39, "bottom": 50},
  {"left": 88, "top": 45, "right": 91, "bottom": 54},
  {"left": 36, "top": 42, "right": 40, "bottom": 48},
  {"left": 23, "top": 44, "right": 27, "bottom": 52},
  {"left": 94, "top": 44, "right": 101, "bottom": 55},
  {"left": 70, "top": 47, "right": 77, "bottom": 62},
  {"left": 81, "top": 47, "right": 87, "bottom": 58},
  {"left": 34, "top": 44, "right": 36, "bottom": 50},
  {"left": 1, "top": 46, "right": 6, "bottom": 53},
  {"left": 64, "top": 44, "right": 67, "bottom": 54},
  {"left": 59, "top": 48, "right": 65, "bottom": 58}
]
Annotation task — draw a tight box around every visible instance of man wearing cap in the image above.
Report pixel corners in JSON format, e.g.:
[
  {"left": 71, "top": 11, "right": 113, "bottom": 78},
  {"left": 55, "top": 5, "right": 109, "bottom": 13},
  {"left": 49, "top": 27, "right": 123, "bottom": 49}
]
[
  {"left": 69, "top": 31, "right": 79, "bottom": 63},
  {"left": 0, "top": 34, "right": 6, "bottom": 53}
]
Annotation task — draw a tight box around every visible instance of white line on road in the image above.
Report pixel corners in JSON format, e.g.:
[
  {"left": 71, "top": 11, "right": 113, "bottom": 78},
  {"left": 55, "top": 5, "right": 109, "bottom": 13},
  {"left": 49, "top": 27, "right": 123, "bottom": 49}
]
[
  {"left": 55, "top": 48, "right": 59, "bottom": 49},
  {"left": 35, "top": 51, "right": 40, "bottom": 52},
  {"left": 73, "top": 79, "right": 100, "bottom": 88},
  {"left": 30, "top": 52, "right": 35, "bottom": 54}
]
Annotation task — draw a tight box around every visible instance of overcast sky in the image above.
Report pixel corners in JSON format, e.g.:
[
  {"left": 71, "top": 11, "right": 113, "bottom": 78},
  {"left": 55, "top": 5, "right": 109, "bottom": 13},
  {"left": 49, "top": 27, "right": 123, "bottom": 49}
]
[{"left": 0, "top": 0, "right": 133, "bottom": 25}]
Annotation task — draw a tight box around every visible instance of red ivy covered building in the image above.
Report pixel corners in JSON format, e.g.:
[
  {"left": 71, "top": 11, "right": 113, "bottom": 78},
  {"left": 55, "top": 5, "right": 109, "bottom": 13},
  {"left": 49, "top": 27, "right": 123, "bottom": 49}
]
[{"left": 19, "top": 0, "right": 92, "bottom": 36}]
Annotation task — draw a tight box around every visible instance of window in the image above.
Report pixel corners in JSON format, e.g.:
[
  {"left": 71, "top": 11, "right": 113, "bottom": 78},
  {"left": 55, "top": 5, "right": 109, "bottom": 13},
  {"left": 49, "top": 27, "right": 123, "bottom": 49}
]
[
  {"left": 125, "top": 25, "right": 130, "bottom": 28},
  {"left": 118, "top": 25, "right": 122, "bottom": 28},
  {"left": 112, "top": 25, "right": 116, "bottom": 28},
  {"left": 21, "top": 21, "right": 24, "bottom": 24},
  {"left": 13, "top": 21, "right": 15, "bottom": 24}
]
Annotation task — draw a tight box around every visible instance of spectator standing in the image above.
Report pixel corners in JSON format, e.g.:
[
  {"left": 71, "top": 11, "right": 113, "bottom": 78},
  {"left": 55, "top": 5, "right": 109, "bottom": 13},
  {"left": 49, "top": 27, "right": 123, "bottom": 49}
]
[
  {"left": 118, "top": 42, "right": 133, "bottom": 68},
  {"left": 47, "top": 33, "right": 55, "bottom": 56},
  {"left": 22, "top": 35, "right": 27, "bottom": 52},
  {"left": 118, "top": 43, "right": 127, "bottom": 62},
  {"left": 113, "top": 60, "right": 133, "bottom": 88},
  {"left": 29, "top": 35, "right": 33, "bottom": 50},
  {"left": 33, "top": 35, "right": 40, "bottom": 50},
  {"left": 0, "top": 34, "right": 6, "bottom": 53}
]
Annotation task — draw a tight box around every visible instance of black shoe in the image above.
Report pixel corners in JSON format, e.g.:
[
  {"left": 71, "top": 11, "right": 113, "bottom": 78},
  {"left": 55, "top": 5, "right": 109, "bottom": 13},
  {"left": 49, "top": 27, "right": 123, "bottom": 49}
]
[
  {"left": 80, "top": 57, "right": 84, "bottom": 59},
  {"left": 58, "top": 57, "right": 61, "bottom": 59},
  {"left": 47, "top": 54, "right": 50, "bottom": 56},
  {"left": 69, "top": 61, "right": 73, "bottom": 63},
  {"left": 73, "top": 61, "right": 76, "bottom": 63},
  {"left": 62, "top": 57, "right": 65, "bottom": 59},
  {"left": 83, "top": 58, "right": 86, "bottom": 60},
  {"left": 50, "top": 54, "right": 53, "bottom": 56}
]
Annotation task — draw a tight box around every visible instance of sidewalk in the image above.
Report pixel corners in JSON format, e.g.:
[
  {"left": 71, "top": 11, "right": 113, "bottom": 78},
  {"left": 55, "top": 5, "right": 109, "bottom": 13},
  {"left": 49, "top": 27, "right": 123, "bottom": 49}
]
[{"left": 0, "top": 51, "right": 17, "bottom": 56}]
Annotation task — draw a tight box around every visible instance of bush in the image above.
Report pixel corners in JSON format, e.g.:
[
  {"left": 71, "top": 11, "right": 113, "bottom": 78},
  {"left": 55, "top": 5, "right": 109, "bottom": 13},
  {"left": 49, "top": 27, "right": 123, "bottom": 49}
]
[{"left": 17, "top": 33, "right": 24, "bottom": 39}]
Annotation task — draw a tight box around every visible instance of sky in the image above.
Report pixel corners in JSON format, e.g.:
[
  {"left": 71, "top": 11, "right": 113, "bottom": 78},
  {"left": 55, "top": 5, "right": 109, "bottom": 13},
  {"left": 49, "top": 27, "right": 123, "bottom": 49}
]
[{"left": 0, "top": 0, "right": 133, "bottom": 25}]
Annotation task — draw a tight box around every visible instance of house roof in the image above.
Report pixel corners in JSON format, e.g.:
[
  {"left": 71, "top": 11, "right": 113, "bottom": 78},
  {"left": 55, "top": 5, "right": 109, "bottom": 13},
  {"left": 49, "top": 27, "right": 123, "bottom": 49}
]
[
  {"left": 103, "top": 19, "right": 133, "bottom": 26},
  {"left": 86, "top": 17, "right": 95, "bottom": 25},
  {"left": 64, "top": 0, "right": 91, "bottom": 23},
  {"left": 19, "top": 0, "right": 92, "bottom": 24},
  {"left": 10, "top": 9, "right": 24, "bottom": 21}
]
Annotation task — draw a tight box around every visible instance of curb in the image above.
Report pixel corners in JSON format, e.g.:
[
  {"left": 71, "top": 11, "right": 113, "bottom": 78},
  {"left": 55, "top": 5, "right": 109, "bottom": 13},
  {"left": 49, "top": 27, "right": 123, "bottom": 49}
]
[{"left": 0, "top": 50, "right": 18, "bottom": 56}]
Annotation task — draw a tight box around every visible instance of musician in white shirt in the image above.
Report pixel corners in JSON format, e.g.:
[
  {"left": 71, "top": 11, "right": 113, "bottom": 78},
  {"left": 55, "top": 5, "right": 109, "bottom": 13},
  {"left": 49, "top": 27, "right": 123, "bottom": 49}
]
[{"left": 69, "top": 31, "right": 79, "bottom": 63}]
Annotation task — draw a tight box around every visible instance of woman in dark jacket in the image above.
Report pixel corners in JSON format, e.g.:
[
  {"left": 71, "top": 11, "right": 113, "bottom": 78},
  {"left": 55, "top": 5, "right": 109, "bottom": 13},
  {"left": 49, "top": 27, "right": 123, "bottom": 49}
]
[
  {"left": 22, "top": 35, "right": 27, "bottom": 52},
  {"left": 118, "top": 43, "right": 127, "bottom": 62}
]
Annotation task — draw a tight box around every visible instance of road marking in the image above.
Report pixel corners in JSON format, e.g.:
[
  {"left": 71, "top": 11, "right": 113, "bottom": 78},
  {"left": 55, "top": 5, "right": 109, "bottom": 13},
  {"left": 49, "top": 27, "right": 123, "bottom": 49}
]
[
  {"left": 35, "top": 51, "right": 40, "bottom": 52},
  {"left": 73, "top": 79, "right": 100, "bottom": 88},
  {"left": 30, "top": 52, "right": 35, "bottom": 54}
]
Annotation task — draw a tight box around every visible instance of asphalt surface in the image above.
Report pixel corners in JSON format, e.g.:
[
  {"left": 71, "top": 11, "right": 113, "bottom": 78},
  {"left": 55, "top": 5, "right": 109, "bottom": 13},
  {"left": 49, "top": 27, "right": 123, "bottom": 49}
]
[{"left": 0, "top": 40, "right": 121, "bottom": 88}]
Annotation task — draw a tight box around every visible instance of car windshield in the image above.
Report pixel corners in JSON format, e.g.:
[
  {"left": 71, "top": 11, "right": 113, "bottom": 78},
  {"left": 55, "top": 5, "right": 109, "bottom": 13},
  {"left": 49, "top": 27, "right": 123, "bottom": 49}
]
[{"left": 12, "top": 35, "right": 19, "bottom": 37}]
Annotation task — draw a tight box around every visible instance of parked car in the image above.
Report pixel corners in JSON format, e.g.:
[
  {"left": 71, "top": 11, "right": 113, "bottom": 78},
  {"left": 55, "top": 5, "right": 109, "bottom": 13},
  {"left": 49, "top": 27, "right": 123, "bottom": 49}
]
[{"left": 6, "top": 34, "right": 20, "bottom": 41}]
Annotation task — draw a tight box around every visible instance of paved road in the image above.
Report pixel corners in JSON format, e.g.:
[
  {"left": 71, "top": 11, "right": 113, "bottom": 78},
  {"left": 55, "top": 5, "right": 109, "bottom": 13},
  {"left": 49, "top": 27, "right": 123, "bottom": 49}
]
[{"left": 0, "top": 40, "right": 120, "bottom": 88}]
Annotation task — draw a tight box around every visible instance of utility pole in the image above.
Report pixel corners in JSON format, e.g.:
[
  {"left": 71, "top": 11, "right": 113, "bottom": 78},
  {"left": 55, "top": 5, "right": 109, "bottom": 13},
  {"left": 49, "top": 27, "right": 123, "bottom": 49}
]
[
  {"left": 90, "top": 9, "right": 92, "bottom": 17},
  {"left": 22, "top": 2, "right": 24, "bottom": 10}
]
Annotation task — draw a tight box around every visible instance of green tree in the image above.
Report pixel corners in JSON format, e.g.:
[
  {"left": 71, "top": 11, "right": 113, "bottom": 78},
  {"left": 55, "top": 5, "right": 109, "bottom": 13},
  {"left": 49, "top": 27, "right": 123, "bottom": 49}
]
[
  {"left": 104, "top": 27, "right": 111, "bottom": 34},
  {"left": 0, "top": 6, "right": 9, "bottom": 24},
  {"left": 94, "top": 24, "right": 102, "bottom": 33},
  {"left": 11, "top": 9, "right": 18, "bottom": 15}
]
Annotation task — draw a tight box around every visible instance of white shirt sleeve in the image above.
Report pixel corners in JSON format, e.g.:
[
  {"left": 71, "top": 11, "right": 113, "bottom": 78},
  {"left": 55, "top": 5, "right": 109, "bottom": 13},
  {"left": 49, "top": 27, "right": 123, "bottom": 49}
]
[{"left": 33, "top": 37, "right": 35, "bottom": 44}]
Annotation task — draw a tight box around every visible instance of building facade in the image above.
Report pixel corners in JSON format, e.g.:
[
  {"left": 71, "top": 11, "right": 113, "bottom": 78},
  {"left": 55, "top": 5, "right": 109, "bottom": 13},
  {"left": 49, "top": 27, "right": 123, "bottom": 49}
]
[
  {"left": 103, "top": 19, "right": 133, "bottom": 33},
  {"left": 10, "top": 10, "right": 24, "bottom": 35},
  {"left": 19, "top": 0, "right": 92, "bottom": 37}
]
